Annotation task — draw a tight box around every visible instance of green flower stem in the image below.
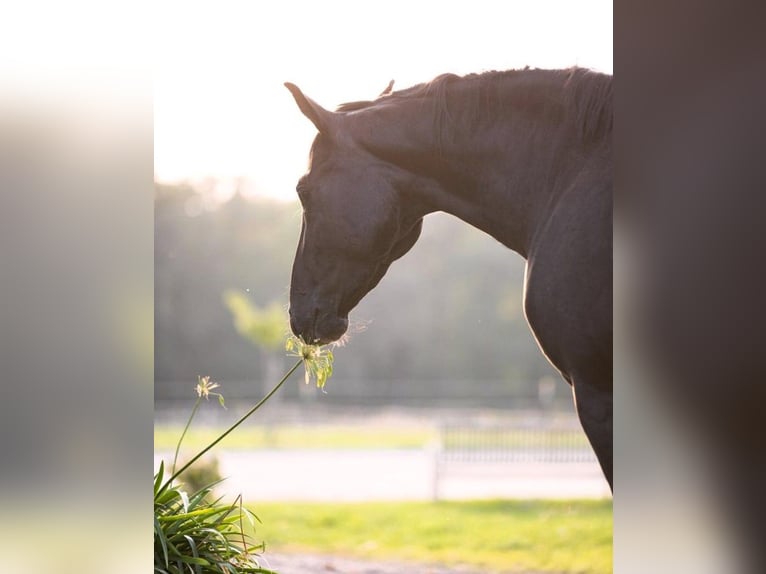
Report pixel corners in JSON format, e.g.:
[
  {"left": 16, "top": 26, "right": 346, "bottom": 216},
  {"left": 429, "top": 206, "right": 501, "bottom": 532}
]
[
  {"left": 159, "top": 359, "right": 303, "bottom": 496},
  {"left": 171, "top": 396, "right": 202, "bottom": 475}
]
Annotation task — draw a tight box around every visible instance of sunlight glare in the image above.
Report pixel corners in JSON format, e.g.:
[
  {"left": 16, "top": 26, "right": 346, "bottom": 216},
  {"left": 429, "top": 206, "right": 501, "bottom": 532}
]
[{"left": 154, "top": 1, "right": 612, "bottom": 202}]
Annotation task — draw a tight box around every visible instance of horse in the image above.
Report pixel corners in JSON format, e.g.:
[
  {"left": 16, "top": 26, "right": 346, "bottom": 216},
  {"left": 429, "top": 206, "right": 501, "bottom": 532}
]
[{"left": 285, "top": 67, "right": 613, "bottom": 490}]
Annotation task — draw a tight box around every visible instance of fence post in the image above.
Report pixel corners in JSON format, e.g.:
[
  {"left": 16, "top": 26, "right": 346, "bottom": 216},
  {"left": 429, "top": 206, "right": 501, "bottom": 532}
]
[{"left": 428, "top": 425, "right": 444, "bottom": 501}]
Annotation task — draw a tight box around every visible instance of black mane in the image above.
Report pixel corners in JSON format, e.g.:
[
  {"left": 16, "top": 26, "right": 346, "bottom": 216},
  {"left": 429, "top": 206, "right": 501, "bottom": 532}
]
[{"left": 336, "top": 67, "right": 612, "bottom": 143}]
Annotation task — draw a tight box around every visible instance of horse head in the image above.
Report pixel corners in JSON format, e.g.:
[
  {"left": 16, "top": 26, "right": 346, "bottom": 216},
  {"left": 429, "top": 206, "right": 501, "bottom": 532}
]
[{"left": 285, "top": 83, "right": 423, "bottom": 345}]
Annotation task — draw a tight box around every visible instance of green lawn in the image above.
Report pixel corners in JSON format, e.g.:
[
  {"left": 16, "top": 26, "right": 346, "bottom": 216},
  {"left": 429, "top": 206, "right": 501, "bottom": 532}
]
[
  {"left": 248, "top": 499, "right": 612, "bottom": 574},
  {"left": 154, "top": 424, "right": 434, "bottom": 450},
  {"left": 155, "top": 425, "right": 590, "bottom": 451}
]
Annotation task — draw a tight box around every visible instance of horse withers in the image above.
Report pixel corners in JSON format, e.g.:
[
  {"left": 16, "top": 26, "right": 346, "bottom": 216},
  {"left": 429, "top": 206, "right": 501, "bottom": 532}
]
[{"left": 285, "top": 68, "right": 613, "bottom": 490}]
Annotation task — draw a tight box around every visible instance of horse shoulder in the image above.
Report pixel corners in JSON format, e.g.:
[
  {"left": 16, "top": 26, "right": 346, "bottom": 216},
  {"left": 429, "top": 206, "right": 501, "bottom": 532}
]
[{"left": 522, "top": 171, "right": 612, "bottom": 382}]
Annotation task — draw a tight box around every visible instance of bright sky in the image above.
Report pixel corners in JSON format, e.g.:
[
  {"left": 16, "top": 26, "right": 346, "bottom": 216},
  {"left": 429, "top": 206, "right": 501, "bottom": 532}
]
[{"left": 154, "top": 1, "right": 612, "bottom": 202}]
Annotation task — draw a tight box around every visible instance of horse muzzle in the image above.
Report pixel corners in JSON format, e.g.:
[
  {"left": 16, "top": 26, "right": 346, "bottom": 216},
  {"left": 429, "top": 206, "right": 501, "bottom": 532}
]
[{"left": 288, "top": 306, "right": 348, "bottom": 346}]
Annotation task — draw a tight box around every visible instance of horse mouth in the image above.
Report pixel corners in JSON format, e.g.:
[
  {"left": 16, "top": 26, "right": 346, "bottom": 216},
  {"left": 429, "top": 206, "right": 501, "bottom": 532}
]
[{"left": 289, "top": 309, "right": 349, "bottom": 346}]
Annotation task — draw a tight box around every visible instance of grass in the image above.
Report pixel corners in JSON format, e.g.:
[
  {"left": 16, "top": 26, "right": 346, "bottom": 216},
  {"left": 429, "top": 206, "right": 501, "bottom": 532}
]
[
  {"left": 155, "top": 425, "right": 591, "bottom": 451},
  {"left": 155, "top": 425, "right": 436, "bottom": 451},
  {"left": 248, "top": 499, "right": 612, "bottom": 574}
]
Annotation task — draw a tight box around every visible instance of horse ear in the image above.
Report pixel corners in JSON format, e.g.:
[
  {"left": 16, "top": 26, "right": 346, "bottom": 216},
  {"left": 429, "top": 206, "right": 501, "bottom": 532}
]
[
  {"left": 284, "top": 82, "right": 333, "bottom": 133},
  {"left": 379, "top": 79, "right": 395, "bottom": 96}
]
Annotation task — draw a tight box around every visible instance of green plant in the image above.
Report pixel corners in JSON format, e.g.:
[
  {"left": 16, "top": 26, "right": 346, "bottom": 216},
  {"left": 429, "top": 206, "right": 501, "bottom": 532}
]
[
  {"left": 154, "top": 460, "right": 275, "bottom": 574},
  {"left": 155, "top": 336, "right": 337, "bottom": 573}
]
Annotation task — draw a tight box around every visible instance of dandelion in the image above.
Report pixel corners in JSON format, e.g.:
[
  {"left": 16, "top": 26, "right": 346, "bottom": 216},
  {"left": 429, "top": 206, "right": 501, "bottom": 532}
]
[{"left": 285, "top": 335, "right": 335, "bottom": 390}]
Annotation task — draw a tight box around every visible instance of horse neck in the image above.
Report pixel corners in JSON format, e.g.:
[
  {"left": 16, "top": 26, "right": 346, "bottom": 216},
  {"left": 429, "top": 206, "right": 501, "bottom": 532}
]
[{"left": 361, "top": 72, "right": 607, "bottom": 258}]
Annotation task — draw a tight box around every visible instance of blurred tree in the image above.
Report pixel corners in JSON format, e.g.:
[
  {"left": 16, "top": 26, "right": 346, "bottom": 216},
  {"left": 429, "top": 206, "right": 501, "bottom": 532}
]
[
  {"left": 222, "top": 290, "right": 290, "bottom": 398},
  {"left": 223, "top": 290, "right": 286, "bottom": 352}
]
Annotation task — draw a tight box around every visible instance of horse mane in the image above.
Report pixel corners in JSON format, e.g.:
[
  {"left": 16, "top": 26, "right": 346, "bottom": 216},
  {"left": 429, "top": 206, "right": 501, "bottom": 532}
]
[
  {"left": 335, "top": 72, "right": 460, "bottom": 113},
  {"left": 336, "top": 67, "right": 612, "bottom": 144},
  {"left": 561, "top": 67, "right": 613, "bottom": 141}
]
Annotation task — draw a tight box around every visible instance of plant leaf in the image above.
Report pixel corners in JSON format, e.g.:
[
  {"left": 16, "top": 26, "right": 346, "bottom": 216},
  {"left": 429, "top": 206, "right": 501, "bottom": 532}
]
[
  {"left": 155, "top": 515, "right": 170, "bottom": 567},
  {"left": 154, "top": 461, "right": 165, "bottom": 496}
]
